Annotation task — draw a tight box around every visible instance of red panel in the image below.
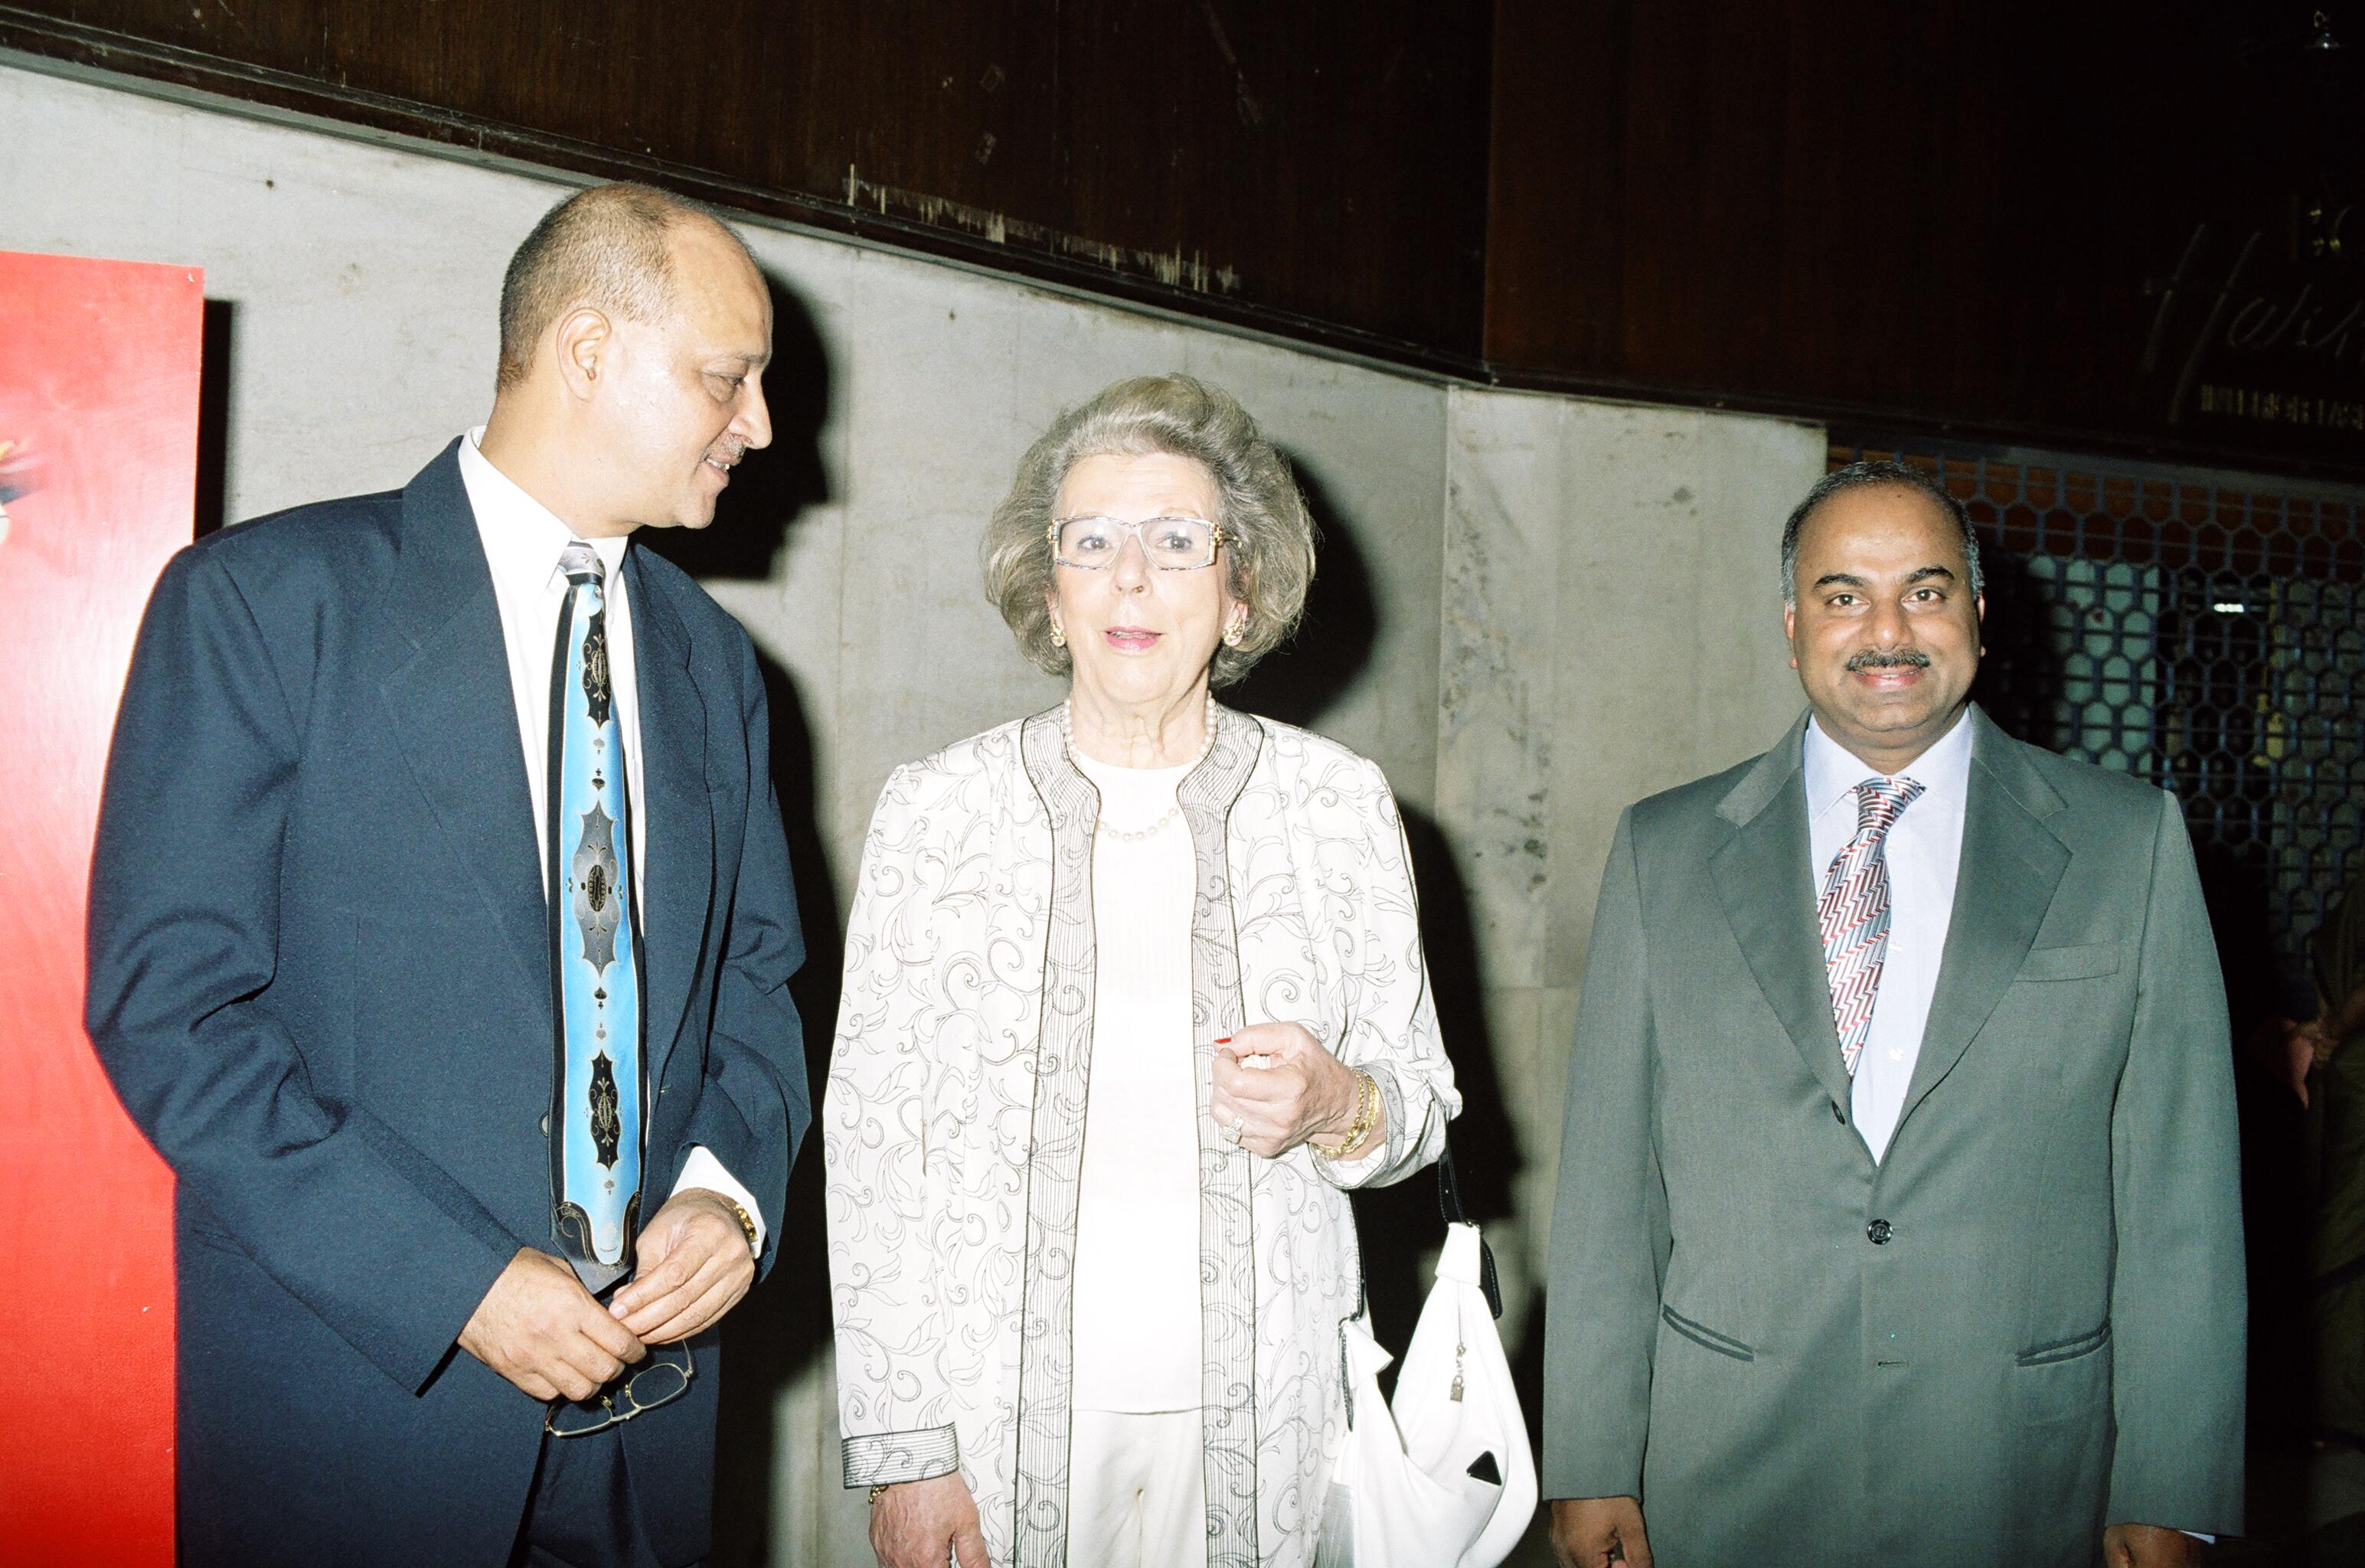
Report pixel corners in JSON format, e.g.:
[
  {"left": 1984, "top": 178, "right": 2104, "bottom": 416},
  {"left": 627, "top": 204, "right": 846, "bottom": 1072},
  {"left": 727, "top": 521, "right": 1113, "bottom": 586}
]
[{"left": 0, "top": 251, "right": 202, "bottom": 1565}]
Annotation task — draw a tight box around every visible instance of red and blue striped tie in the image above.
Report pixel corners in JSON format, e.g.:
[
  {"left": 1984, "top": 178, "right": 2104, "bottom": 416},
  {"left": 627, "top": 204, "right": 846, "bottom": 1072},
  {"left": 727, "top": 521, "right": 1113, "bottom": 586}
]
[{"left": 1817, "top": 777, "right": 1923, "bottom": 1079}]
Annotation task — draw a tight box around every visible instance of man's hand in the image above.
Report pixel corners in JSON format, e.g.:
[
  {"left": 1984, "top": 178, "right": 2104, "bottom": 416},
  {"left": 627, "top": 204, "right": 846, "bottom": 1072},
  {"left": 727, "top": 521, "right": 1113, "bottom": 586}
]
[
  {"left": 458, "top": 1247, "right": 647, "bottom": 1402},
  {"left": 2105, "top": 1524, "right": 2206, "bottom": 1567},
  {"left": 1551, "top": 1496, "right": 1652, "bottom": 1568},
  {"left": 1210, "top": 1022, "right": 1382, "bottom": 1159},
  {"left": 608, "top": 1187, "right": 757, "bottom": 1344},
  {"left": 870, "top": 1472, "right": 988, "bottom": 1568}
]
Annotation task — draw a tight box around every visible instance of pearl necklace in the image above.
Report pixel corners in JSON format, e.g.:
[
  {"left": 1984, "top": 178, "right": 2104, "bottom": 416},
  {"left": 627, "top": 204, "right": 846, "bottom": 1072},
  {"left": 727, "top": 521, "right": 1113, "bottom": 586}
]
[{"left": 1063, "top": 694, "right": 1217, "bottom": 841}]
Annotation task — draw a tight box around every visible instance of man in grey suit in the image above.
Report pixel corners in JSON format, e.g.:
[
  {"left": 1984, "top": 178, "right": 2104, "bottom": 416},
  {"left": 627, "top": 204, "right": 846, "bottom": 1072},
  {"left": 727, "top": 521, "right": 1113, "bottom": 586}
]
[{"left": 1543, "top": 462, "right": 2245, "bottom": 1567}]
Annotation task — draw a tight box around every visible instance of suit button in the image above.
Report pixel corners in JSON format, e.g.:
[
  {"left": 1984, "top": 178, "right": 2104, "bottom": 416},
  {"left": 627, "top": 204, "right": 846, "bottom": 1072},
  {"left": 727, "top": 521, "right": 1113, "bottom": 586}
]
[
  {"left": 1867, "top": 1218, "right": 1893, "bottom": 1246},
  {"left": 539, "top": 1114, "right": 550, "bottom": 1136}
]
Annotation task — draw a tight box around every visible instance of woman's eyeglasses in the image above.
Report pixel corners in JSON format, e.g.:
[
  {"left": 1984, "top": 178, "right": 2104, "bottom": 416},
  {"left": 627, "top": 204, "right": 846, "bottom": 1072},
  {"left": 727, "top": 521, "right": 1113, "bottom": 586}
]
[{"left": 1050, "top": 514, "right": 1225, "bottom": 571}]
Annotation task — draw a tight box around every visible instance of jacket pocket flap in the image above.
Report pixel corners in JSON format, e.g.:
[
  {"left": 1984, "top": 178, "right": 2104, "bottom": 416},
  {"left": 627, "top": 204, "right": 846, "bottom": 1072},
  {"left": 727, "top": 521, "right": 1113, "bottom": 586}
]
[
  {"left": 2017, "top": 943, "right": 2123, "bottom": 982},
  {"left": 2015, "top": 1322, "right": 2110, "bottom": 1366},
  {"left": 1661, "top": 1303, "right": 1755, "bottom": 1361}
]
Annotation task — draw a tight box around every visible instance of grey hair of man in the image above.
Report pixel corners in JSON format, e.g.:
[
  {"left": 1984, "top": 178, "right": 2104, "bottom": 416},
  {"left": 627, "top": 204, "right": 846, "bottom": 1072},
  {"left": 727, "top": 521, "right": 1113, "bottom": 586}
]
[
  {"left": 982, "top": 374, "right": 1318, "bottom": 688},
  {"left": 1779, "top": 459, "right": 1985, "bottom": 606},
  {"left": 496, "top": 181, "right": 759, "bottom": 390}
]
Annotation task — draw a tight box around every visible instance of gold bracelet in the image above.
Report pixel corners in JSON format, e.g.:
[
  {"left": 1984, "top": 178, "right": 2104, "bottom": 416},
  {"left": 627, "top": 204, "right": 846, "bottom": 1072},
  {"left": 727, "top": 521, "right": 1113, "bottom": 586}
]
[
  {"left": 869, "top": 1485, "right": 891, "bottom": 1506},
  {"left": 1313, "top": 1070, "right": 1379, "bottom": 1159},
  {"left": 722, "top": 1197, "right": 760, "bottom": 1258}
]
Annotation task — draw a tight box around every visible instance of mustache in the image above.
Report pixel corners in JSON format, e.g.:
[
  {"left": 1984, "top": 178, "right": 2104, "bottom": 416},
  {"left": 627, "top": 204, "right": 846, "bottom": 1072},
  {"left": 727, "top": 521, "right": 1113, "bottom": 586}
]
[{"left": 1845, "top": 648, "right": 1932, "bottom": 672}]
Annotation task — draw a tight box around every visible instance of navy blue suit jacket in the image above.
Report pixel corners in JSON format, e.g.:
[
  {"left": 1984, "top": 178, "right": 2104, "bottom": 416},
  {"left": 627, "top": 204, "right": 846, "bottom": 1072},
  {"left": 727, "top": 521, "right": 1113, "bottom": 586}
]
[{"left": 86, "top": 443, "right": 810, "bottom": 1566}]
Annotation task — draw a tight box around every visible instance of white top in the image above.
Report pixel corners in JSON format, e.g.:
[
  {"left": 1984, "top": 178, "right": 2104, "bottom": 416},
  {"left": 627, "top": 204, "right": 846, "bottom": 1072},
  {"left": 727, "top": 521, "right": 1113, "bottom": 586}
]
[
  {"left": 455, "top": 427, "right": 763, "bottom": 1246},
  {"left": 1068, "top": 750, "right": 1204, "bottom": 1412},
  {"left": 1802, "top": 711, "right": 1975, "bottom": 1162}
]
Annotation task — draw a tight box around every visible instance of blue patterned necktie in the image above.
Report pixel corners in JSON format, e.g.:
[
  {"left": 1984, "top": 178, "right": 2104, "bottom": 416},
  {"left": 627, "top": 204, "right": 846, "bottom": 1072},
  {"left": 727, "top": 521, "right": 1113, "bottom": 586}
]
[{"left": 547, "top": 541, "right": 643, "bottom": 1293}]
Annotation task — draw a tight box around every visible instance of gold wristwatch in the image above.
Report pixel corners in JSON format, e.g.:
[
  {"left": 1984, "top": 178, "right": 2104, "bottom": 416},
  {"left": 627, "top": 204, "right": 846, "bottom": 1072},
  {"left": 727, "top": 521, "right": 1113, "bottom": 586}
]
[{"left": 720, "top": 1196, "right": 760, "bottom": 1258}]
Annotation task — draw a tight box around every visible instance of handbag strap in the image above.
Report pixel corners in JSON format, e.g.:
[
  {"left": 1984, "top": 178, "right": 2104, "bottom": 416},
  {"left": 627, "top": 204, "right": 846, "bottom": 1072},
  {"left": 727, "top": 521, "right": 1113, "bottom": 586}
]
[
  {"left": 1436, "top": 1138, "right": 1504, "bottom": 1321},
  {"left": 1337, "top": 1129, "right": 1505, "bottom": 1426}
]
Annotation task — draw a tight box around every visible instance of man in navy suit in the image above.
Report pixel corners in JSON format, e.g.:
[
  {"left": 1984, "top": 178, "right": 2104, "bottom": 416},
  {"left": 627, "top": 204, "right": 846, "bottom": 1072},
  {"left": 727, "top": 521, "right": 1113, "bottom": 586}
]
[{"left": 87, "top": 183, "right": 809, "bottom": 1566}]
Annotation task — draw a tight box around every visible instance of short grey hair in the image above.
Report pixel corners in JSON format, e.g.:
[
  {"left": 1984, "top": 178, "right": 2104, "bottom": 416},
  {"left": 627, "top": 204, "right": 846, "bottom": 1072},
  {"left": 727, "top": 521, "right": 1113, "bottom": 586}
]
[
  {"left": 982, "top": 374, "right": 1316, "bottom": 687},
  {"left": 497, "top": 182, "right": 756, "bottom": 390},
  {"left": 1780, "top": 459, "right": 1985, "bottom": 605}
]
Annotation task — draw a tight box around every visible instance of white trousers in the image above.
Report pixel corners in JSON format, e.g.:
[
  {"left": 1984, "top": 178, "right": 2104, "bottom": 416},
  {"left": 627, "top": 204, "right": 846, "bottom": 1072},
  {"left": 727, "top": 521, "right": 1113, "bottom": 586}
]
[{"left": 1067, "top": 1410, "right": 1207, "bottom": 1568}]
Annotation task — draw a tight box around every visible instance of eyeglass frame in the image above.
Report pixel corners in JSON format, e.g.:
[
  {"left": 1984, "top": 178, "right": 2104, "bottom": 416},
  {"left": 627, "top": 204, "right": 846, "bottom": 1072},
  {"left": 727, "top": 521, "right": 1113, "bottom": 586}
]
[
  {"left": 544, "top": 1339, "right": 695, "bottom": 1438},
  {"left": 1047, "top": 513, "right": 1230, "bottom": 572}
]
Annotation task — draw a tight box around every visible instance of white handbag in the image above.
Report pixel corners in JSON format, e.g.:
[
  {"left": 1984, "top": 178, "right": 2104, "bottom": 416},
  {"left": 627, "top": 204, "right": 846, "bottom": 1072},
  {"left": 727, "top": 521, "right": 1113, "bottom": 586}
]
[{"left": 1315, "top": 1145, "right": 1538, "bottom": 1568}]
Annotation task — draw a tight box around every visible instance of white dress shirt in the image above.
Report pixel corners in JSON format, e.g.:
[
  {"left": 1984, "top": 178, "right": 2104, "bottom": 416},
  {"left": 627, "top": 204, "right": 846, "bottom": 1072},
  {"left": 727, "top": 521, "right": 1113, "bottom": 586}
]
[
  {"left": 1802, "top": 710, "right": 1974, "bottom": 1162},
  {"left": 456, "top": 428, "right": 765, "bottom": 1249}
]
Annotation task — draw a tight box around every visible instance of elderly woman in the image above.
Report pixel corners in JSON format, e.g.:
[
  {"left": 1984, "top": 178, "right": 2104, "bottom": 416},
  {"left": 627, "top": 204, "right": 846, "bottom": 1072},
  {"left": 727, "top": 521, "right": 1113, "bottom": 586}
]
[{"left": 825, "top": 374, "right": 1461, "bottom": 1568}]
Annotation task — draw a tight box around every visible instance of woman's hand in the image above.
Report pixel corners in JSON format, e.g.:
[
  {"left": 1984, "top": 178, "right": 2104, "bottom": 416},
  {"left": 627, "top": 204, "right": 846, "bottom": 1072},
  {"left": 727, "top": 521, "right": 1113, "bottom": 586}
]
[
  {"left": 871, "top": 1472, "right": 988, "bottom": 1568},
  {"left": 2299, "top": 1017, "right": 2341, "bottom": 1071},
  {"left": 1211, "top": 1021, "right": 1383, "bottom": 1159}
]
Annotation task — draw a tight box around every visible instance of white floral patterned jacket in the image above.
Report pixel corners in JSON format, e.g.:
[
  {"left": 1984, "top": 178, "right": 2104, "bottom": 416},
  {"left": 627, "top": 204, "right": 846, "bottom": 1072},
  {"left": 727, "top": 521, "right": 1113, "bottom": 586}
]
[{"left": 825, "top": 705, "right": 1460, "bottom": 1568}]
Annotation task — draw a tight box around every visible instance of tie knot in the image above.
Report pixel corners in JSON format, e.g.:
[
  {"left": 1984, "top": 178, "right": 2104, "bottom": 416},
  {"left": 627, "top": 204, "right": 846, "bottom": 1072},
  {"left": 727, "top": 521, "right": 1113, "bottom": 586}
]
[
  {"left": 559, "top": 540, "right": 605, "bottom": 586},
  {"left": 1852, "top": 776, "right": 1923, "bottom": 837}
]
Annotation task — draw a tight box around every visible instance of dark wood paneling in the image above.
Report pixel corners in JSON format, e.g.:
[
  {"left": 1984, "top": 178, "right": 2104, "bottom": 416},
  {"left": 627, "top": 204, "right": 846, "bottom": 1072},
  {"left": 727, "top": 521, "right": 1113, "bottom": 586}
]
[
  {"left": 0, "top": 0, "right": 1491, "bottom": 360},
  {"left": 20, "top": 0, "right": 2365, "bottom": 476},
  {"left": 1482, "top": 0, "right": 1627, "bottom": 371},
  {"left": 1486, "top": 0, "right": 2365, "bottom": 475}
]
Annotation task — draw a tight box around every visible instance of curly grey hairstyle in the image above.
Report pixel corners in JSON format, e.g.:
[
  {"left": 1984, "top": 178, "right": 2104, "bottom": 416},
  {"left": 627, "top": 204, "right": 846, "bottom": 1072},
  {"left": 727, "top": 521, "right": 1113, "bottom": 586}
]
[{"left": 982, "top": 374, "right": 1317, "bottom": 688}]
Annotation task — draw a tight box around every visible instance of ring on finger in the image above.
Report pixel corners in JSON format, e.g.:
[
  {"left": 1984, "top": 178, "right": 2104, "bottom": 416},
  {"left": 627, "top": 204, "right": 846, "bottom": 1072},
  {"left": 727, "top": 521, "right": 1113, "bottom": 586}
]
[{"left": 1220, "top": 1112, "right": 1245, "bottom": 1147}]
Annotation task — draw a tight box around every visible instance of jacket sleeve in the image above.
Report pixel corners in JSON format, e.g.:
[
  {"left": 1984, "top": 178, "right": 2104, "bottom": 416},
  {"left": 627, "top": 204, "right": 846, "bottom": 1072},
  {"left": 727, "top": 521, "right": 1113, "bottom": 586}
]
[
  {"left": 825, "top": 766, "right": 965, "bottom": 1488},
  {"left": 676, "top": 630, "right": 811, "bottom": 1279},
  {"left": 2105, "top": 791, "right": 2246, "bottom": 1534},
  {"left": 1541, "top": 808, "right": 1670, "bottom": 1500},
  {"left": 84, "top": 547, "right": 516, "bottom": 1394},
  {"left": 1308, "top": 756, "right": 1462, "bottom": 1191}
]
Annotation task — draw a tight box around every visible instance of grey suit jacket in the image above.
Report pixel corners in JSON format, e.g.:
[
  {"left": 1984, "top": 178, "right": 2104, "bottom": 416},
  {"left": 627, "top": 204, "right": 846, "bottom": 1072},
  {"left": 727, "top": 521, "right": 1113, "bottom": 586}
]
[{"left": 1543, "top": 707, "right": 2245, "bottom": 1567}]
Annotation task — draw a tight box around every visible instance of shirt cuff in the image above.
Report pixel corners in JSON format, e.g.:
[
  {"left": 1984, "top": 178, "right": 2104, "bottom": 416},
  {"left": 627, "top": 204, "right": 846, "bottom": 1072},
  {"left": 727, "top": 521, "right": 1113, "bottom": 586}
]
[
  {"left": 672, "top": 1146, "right": 766, "bottom": 1253},
  {"left": 844, "top": 1426, "right": 961, "bottom": 1488}
]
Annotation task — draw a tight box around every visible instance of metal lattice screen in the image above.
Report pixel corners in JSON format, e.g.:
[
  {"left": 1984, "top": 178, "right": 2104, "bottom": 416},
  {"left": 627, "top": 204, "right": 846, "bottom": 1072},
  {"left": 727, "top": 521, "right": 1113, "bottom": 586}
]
[{"left": 1833, "top": 442, "right": 2365, "bottom": 1021}]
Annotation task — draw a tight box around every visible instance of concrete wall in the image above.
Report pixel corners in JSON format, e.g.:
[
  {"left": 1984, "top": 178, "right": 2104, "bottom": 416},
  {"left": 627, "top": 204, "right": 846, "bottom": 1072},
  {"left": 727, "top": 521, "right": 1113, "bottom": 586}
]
[
  {"left": 2, "top": 57, "right": 1819, "bottom": 1566},
  {"left": 1435, "top": 391, "right": 1822, "bottom": 1364}
]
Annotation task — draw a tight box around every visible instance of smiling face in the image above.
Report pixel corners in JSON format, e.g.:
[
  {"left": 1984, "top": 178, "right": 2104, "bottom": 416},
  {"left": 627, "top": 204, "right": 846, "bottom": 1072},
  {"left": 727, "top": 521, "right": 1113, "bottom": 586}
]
[
  {"left": 585, "top": 220, "right": 773, "bottom": 531},
  {"left": 1049, "top": 451, "right": 1240, "bottom": 720},
  {"left": 1783, "top": 482, "right": 1985, "bottom": 773}
]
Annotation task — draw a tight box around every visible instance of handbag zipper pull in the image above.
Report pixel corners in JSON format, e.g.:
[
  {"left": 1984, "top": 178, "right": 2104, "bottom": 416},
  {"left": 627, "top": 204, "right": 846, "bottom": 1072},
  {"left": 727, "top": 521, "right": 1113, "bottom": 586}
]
[{"left": 1451, "top": 1340, "right": 1466, "bottom": 1402}]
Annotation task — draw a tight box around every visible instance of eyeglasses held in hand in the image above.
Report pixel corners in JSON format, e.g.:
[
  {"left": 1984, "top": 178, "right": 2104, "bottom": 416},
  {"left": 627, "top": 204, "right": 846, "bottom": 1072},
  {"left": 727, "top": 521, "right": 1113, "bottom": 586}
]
[
  {"left": 1050, "top": 514, "right": 1226, "bottom": 571},
  {"left": 544, "top": 1341, "right": 694, "bottom": 1438}
]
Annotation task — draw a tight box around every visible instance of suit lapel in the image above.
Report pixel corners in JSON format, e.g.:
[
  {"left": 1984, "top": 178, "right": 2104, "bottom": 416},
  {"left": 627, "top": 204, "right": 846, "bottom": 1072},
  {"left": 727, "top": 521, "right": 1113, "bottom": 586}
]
[
  {"left": 1708, "top": 712, "right": 1857, "bottom": 1120},
  {"left": 624, "top": 552, "right": 712, "bottom": 1091},
  {"left": 1896, "top": 707, "right": 2068, "bottom": 1130},
  {"left": 371, "top": 443, "right": 550, "bottom": 1008}
]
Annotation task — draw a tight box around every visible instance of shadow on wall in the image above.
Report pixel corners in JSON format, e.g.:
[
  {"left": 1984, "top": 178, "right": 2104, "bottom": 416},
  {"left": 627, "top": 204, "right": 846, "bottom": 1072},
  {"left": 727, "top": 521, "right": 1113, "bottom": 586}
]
[
  {"left": 1235, "top": 452, "right": 1525, "bottom": 1375},
  {"left": 643, "top": 268, "right": 843, "bottom": 1567},
  {"left": 1230, "top": 456, "right": 1379, "bottom": 733},
  {"left": 648, "top": 268, "right": 832, "bottom": 582},
  {"left": 195, "top": 299, "right": 233, "bottom": 539}
]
